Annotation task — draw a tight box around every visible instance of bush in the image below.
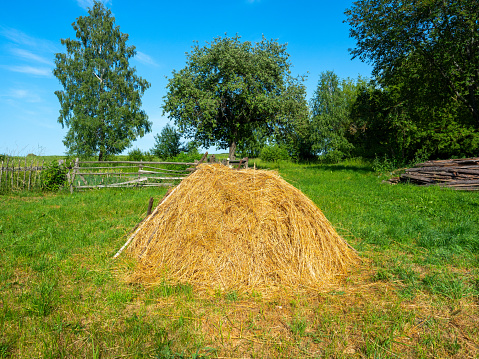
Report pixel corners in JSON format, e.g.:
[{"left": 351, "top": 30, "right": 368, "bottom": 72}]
[
  {"left": 42, "top": 161, "right": 67, "bottom": 191},
  {"left": 170, "top": 151, "right": 203, "bottom": 163},
  {"left": 127, "top": 148, "right": 153, "bottom": 162},
  {"left": 318, "top": 150, "right": 345, "bottom": 164},
  {"left": 259, "top": 145, "right": 290, "bottom": 162},
  {"left": 127, "top": 148, "right": 144, "bottom": 161}
]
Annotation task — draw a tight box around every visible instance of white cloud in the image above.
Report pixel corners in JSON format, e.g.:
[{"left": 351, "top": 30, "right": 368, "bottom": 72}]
[
  {"left": 135, "top": 51, "right": 158, "bottom": 66},
  {"left": 4, "top": 65, "right": 52, "bottom": 77},
  {"left": 0, "top": 27, "right": 58, "bottom": 53},
  {"left": 10, "top": 48, "right": 52, "bottom": 66},
  {"left": 6, "top": 89, "right": 42, "bottom": 102}
]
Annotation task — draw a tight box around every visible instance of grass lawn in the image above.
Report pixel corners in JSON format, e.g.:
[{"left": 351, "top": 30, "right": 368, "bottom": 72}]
[{"left": 0, "top": 159, "right": 478, "bottom": 358}]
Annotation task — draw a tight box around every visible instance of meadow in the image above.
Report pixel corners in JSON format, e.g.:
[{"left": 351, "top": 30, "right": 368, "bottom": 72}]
[{"left": 0, "top": 159, "right": 478, "bottom": 358}]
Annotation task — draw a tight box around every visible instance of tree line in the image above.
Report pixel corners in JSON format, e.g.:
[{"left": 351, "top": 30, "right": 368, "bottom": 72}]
[{"left": 54, "top": 0, "right": 478, "bottom": 164}]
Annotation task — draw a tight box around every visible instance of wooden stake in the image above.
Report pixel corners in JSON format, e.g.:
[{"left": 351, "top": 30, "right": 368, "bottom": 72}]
[
  {"left": 0, "top": 159, "right": 3, "bottom": 188},
  {"left": 23, "top": 157, "right": 27, "bottom": 190},
  {"left": 16, "top": 158, "right": 20, "bottom": 189},
  {"left": 28, "top": 159, "right": 33, "bottom": 191},
  {"left": 113, "top": 182, "right": 182, "bottom": 259},
  {"left": 147, "top": 197, "right": 154, "bottom": 216},
  {"left": 6, "top": 156, "right": 10, "bottom": 190}
]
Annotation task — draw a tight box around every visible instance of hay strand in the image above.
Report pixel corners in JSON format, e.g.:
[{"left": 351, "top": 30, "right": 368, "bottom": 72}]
[{"left": 125, "top": 164, "right": 359, "bottom": 294}]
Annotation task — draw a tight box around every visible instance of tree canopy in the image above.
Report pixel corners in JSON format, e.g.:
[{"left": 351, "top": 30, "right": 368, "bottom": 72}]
[
  {"left": 345, "top": 0, "right": 479, "bottom": 160},
  {"left": 151, "top": 124, "right": 184, "bottom": 159},
  {"left": 309, "top": 71, "right": 366, "bottom": 162},
  {"left": 162, "top": 35, "right": 308, "bottom": 159},
  {"left": 53, "top": 1, "right": 151, "bottom": 160}
]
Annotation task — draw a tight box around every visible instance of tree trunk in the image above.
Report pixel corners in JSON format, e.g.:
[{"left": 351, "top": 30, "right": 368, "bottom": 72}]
[
  {"left": 98, "top": 149, "right": 104, "bottom": 161},
  {"left": 229, "top": 140, "right": 237, "bottom": 161}
]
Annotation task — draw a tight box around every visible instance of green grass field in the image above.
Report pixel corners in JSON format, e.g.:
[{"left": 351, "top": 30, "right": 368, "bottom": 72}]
[{"left": 1, "top": 159, "right": 478, "bottom": 358}]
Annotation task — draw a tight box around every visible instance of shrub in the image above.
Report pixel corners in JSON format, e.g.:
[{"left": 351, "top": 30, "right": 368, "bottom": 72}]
[
  {"left": 170, "top": 151, "right": 203, "bottom": 163},
  {"left": 259, "top": 145, "right": 290, "bottom": 162},
  {"left": 42, "top": 161, "right": 67, "bottom": 191},
  {"left": 127, "top": 148, "right": 145, "bottom": 161},
  {"left": 318, "top": 150, "right": 345, "bottom": 164}
]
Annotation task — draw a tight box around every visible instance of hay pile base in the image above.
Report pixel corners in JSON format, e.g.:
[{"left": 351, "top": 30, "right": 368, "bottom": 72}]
[{"left": 126, "top": 164, "right": 359, "bottom": 294}]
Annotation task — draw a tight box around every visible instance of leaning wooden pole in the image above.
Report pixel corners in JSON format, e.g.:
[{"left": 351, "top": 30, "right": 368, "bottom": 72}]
[{"left": 113, "top": 182, "right": 182, "bottom": 259}]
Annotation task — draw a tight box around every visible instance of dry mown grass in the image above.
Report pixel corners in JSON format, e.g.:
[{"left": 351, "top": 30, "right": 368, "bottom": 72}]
[
  {"left": 125, "top": 164, "right": 359, "bottom": 295},
  {"left": 120, "top": 255, "right": 479, "bottom": 358}
]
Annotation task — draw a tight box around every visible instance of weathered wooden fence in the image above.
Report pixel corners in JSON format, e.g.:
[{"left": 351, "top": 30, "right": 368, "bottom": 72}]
[
  {"left": 0, "top": 156, "right": 45, "bottom": 192},
  {"left": 68, "top": 159, "right": 197, "bottom": 192},
  {"left": 0, "top": 154, "right": 249, "bottom": 193},
  {"left": 68, "top": 155, "right": 249, "bottom": 192}
]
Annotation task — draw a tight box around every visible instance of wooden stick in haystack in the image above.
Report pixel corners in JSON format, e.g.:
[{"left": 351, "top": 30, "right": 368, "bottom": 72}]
[{"left": 112, "top": 181, "right": 183, "bottom": 259}]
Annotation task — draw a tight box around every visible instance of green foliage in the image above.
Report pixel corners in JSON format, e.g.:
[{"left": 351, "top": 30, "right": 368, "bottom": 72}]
[
  {"left": 162, "top": 34, "right": 308, "bottom": 159},
  {"left": 53, "top": 1, "right": 151, "bottom": 161},
  {"left": 127, "top": 148, "right": 153, "bottom": 162},
  {"left": 345, "top": 0, "right": 479, "bottom": 160},
  {"left": 371, "top": 154, "right": 404, "bottom": 174},
  {"left": 41, "top": 161, "right": 67, "bottom": 191},
  {"left": 127, "top": 148, "right": 144, "bottom": 161},
  {"left": 259, "top": 144, "right": 290, "bottom": 162},
  {"left": 309, "top": 71, "right": 367, "bottom": 162},
  {"left": 169, "top": 151, "right": 203, "bottom": 164},
  {"left": 151, "top": 124, "right": 184, "bottom": 159}
]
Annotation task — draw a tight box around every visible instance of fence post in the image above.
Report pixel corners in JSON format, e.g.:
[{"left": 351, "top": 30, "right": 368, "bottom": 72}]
[
  {"left": 33, "top": 160, "right": 39, "bottom": 189},
  {"left": 39, "top": 160, "right": 44, "bottom": 190},
  {"left": 70, "top": 158, "right": 79, "bottom": 193},
  {"left": 16, "top": 158, "right": 20, "bottom": 189},
  {"left": 0, "top": 158, "right": 3, "bottom": 188},
  {"left": 28, "top": 159, "right": 33, "bottom": 191},
  {"left": 11, "top": 157, "right": 14, "bottom": 188},
  {"left": 23, "top": 157, "right": 27, "bottom": 190},
  {"left": 5, "top": 156, "right": 10, "bottom": 190}
]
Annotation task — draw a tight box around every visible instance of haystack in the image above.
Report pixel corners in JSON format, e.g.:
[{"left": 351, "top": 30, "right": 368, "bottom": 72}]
[{"left": 123, "top": 163, "right": 359, "bottom": 294}]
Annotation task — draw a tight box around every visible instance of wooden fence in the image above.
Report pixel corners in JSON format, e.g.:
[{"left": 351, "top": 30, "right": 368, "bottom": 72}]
[
  {"left": 0, "top": 154, "right": 249, "bottom": 193},
  {"left": 0, "top": 156, "right": 45, "bottom": 192},
  {"left": 68, "top": 155, "right": 249, "bottom": 192},
  {"left": 68, "top": 159, "right": 197, "bottom": 192}
]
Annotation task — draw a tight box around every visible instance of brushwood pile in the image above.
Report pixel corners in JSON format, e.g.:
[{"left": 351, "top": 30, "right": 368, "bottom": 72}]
[
  {"left": 124, "top": 163, "right": 359, "bottom": 294},
  {"left": 395, "top": 157, "right": 479, "bottom": 191}
]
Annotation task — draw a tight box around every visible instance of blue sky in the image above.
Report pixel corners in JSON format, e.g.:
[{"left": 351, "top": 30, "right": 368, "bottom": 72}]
[{"left": 0, "top": 0, "right": 371, "bottom": 156}]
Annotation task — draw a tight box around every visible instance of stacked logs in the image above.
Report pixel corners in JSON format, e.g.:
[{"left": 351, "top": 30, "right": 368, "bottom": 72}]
[{"left": 396, "top": 157, "right": 479, "bottom": 191}]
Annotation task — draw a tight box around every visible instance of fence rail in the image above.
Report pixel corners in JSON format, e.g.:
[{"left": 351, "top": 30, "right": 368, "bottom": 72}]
[{"left": 67, "top": 159, "right": 197, "bottom": 193}]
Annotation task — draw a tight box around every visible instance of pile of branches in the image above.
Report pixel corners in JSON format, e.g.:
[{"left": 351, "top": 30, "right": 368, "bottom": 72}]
[{"left": 393, "top": 158, "right": 479, "bottom": 191}]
